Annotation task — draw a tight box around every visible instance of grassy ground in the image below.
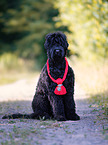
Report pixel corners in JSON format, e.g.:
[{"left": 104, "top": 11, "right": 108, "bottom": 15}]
[
  {"left": 0, "top": 53, "right": 40, "bottom": 85},
  {"left": 0, "top": 71, "right": 39, "bottom": 86},
  {"left": 70, "top": 57, "right": 108, "bottom": 117}
]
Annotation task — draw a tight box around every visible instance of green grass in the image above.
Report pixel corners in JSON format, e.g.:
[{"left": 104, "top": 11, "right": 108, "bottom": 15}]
[
  {"left": 0, "top": 120, "right": 64, "bottom": 144},
  {"left": 89, "top": 93, "right": 108, "bottom": 116}
]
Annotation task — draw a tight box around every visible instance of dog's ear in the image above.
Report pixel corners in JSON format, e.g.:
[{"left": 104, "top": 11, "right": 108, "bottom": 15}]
[
  {"left": 44, "top": 33, "right": 51, "bottom": 49},
  {"left": 60, "top": 32, "right": 69, "bottom": 49},
  {"left": 64, "top": 35, "right": 69, "bottom": 49},
  {"left": 45, "top": 33, "right": 51, "bottom": 40},
  {"left": 65, "top": 40, "right": 69, "bottom": 50},
  {"left": 64, "top": 38, "right": 69, "bottom": 50}
]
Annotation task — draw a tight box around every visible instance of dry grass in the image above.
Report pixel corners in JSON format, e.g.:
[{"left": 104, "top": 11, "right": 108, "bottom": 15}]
[
  {"left": 0, "top": 71, "right": 38, "bottom": 86},
  {"left": 0, "top": 54, "right": 40, "bottom": 85},
  {"left": 71, "top": 58, "right": 108, "bottom": 94},
  {"left": 69, "top": 57, "right": 108, "bottom": 116}
]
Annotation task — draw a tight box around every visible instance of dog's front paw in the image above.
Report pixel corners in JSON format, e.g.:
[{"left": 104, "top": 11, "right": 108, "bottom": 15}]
[
  {"left": 54, "top": 115, "right": 66, "bottom": 121},
  {"left": 72, "top": 113, "right": 80, "bottom": 121},
  {"left": 67, "top": 113, "right": 80, "bottom": 121},
  {"left": 2, "top": 115, "right": 8, "bottom": 119},
  {"left": 2, "top": 115, "right": 12, "bottom": 119}
]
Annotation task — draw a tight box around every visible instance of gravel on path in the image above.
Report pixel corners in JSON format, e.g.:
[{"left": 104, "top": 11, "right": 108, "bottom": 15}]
[{"left": 0, "top": 77, "right": 108, "bottom": 145}]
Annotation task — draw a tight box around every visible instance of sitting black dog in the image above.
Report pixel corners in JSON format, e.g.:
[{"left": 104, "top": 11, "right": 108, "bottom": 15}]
[{"left": 2, "top": 31, "right": 80, "bottom": 121}]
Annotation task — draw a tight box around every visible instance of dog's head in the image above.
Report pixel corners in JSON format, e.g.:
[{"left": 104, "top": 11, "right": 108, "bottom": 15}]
[{"left": 44, "top": 31, "right": 69, "bottom": 61}]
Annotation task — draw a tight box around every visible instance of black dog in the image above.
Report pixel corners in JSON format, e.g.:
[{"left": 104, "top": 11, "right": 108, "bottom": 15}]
[{"left": 2, "top": 31, "right": 80, "bottom": 121}]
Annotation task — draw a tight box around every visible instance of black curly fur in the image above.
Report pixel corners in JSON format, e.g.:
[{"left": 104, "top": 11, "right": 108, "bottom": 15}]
[{"left": 2, "top": 31, "right": 80, "bottom": 121}]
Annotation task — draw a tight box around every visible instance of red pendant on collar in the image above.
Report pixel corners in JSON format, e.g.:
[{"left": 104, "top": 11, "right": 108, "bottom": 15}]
[{"left": 47, "top": 57, "right": 68, "bottom": 95}]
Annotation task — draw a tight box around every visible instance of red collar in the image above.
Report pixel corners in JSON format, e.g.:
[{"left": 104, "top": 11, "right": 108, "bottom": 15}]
[{"left": 47, "top": 57, "right": 68, "bottom": 95}]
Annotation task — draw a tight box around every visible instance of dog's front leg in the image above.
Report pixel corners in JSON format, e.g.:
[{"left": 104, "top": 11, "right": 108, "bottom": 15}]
[
  {"left": 48, "top": 95, "right": 66, "bottom": 121},
  {"left": 63, "top": 93, "right": 80, "bottom": 121}
]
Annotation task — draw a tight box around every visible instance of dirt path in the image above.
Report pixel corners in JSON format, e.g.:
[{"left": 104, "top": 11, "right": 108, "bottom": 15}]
[{"left": 0, "top": 77, "right": 108, "bottom": 145}]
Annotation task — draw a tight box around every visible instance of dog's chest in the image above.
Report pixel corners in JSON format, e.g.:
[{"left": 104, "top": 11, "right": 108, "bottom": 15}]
[{"left": 50, "top": 67, "right": 65, "bottom": 80}]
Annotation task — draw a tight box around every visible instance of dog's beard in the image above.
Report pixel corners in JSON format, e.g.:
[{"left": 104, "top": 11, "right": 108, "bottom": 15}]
[{"left": 53, "top": 54, "right": 64, "bottom": 61}]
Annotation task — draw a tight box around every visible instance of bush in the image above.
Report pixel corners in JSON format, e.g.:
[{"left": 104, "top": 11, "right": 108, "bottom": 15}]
[{"left": 0, "top": 53, "right": 23, "bottom": 71}]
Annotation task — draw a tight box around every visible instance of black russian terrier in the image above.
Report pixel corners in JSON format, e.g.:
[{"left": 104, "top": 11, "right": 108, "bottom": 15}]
[{"left": 2, "top": 31, "right": 80, "bottom": 121}]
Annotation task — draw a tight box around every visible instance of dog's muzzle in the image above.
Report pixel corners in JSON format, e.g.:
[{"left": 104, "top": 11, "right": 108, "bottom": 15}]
[
  {"left": 54, "top": 49, "right": 62, "bottom": 56},
  {"left": 52, "top": 46, "right": 65, "bottom": 60}
]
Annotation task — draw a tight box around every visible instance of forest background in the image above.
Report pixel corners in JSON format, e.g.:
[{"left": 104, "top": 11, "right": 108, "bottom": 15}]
[{"left": 0, "top": 0, "right": 108, "bottom": 115}]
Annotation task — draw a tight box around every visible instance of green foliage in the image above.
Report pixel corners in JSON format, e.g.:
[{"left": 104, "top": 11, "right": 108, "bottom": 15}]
[
  {"left": 0, "top": 0, "right": 108, "bottom": 71},
  {"left": 54, "top": 0, "right": 108, "bottom": 59},
  {"left": 0, "top": 53, "right": 22, "bottom": 71},
  {"left": 0, "top": 0, "right": 65, "bottom": 69}
]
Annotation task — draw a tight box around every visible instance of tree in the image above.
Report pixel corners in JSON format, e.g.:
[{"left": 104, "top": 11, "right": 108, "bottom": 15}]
[
  {"left": 53, "top": 0, "right": 108, "bottom": 59},
  {"left": 0, "top": 0, "right": 67, "bottom": 68}
]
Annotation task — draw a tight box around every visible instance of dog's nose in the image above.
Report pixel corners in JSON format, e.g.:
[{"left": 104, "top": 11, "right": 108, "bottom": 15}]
[
  {"left": 56, "top": 49, "right": 60, "bottom": 52},
  {"left": 55, "top": 49, "right": 60, "bottom": 54}
]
